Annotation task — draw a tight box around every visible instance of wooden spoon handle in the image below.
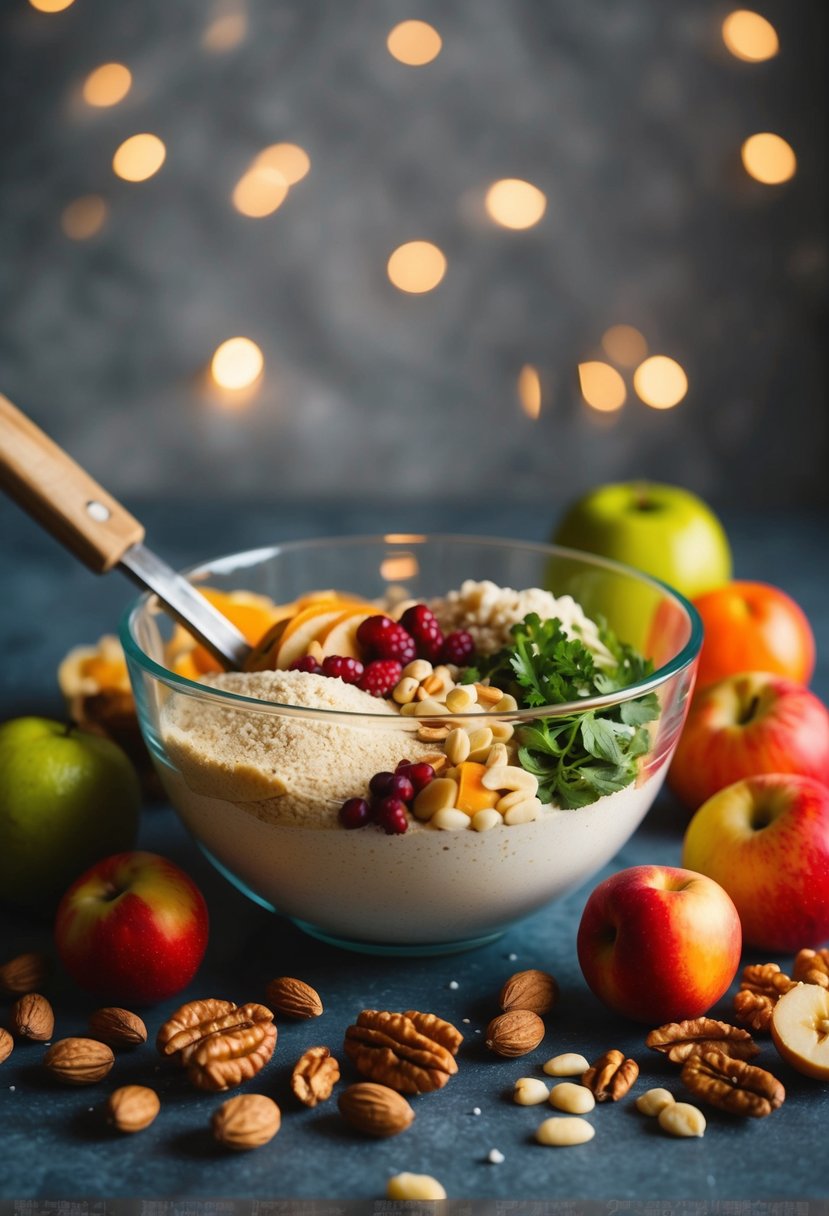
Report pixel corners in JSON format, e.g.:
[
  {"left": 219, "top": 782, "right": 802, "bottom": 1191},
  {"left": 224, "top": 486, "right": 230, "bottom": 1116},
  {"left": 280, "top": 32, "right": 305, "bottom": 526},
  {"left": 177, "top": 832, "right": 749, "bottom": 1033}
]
[{"left": 0, "top": 393, "right": 145, "bottom": 572}]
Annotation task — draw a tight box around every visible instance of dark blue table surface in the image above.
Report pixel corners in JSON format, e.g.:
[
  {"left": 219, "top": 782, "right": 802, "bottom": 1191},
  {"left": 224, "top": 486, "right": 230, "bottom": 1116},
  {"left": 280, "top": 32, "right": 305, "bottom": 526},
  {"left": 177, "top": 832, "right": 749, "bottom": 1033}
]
[{"left": 1, "top": 499, "right": 827, "bottom": 1203}]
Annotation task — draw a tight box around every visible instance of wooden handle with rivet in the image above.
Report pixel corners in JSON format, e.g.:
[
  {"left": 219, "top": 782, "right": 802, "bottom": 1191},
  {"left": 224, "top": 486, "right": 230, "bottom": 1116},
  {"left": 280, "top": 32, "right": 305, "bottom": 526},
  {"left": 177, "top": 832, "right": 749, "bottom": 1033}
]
[{"left": 0, "top": 393, "right": 145, "bottom": 572}]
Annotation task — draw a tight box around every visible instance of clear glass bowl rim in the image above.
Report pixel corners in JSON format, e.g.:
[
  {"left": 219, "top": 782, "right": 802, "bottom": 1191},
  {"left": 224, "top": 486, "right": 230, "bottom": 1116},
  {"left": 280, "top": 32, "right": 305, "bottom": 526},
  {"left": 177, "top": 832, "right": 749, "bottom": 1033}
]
[{"left": 119, "top": 532, "right": 704, "bottom": 722}]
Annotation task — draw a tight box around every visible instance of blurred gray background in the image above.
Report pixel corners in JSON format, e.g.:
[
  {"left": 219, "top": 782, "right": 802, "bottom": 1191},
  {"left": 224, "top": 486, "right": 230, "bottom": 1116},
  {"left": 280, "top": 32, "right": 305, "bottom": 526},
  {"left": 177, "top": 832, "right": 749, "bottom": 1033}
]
[{"left": 1, "top": 0, "right": 826, "bottom": 508}]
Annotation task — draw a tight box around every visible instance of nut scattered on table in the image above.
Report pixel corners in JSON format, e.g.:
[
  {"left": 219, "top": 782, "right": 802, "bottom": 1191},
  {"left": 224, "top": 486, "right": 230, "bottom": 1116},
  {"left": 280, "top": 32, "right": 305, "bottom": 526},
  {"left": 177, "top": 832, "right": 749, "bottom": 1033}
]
[
  {"left": 344, "top": 1009, "right": 461, "bottom": 1094},
  {"left": 513, "top": 1076, "right": 550, "bottom": 1105},
  {"left": 658, "top": 1101, "right": 706, "bottom": 1138},
  {"left": 337, "top": 1082, "right": 415, "bottom": 1137},
  {"left": 212, "top": 1093, "right": 281, "bottom": 1150},
  {"left": 635, "top": 1087, "right": 675, "bottom": 1117},
  {"left": 681, "top": 1048, "right": 785, "bottom": 1118},
  {"left": 106, "top": 1085, "right": 160, "bottom": 1133},
  {"left": 549, "top": 1082, "right": 595, "bottom": 1114},
  {"left": 499, "top": 968, "right": 559, "bottom": 1015},
  {"left": 543, "top": 1052, "right": 590, "bottom": 1077},
  {"left": 11, "top": 993, "right": 54, "bottom": 1042},
  {"left": 44, "top": 1038, "right": 115, "bottom": 1085},
  {"left": 733, "top": 963, "right": 797, "bottom": 1032},
  {"left": 581, "top": 1049, "right": 638, "bottom": 1102},
  {"left": 0, "top": 951, "right": 50, "bottom": 996},
  {"left": 157, "top": 998, "right": 277, "bottom": 1092},
  {"left": 485, "top": 1009, "right": 545, "bottom": 1058},
  {"left": 386, "top": 1173, "right": 446, "bottom": 1201},
  {"left": 266, "top": 977, "right": 323, "bottom": 1019},
  {"left": 645, "top": 1017, "right": 759, "bottom": 1063},
  {"left": 0, "top": 1028, "right": 13, "bottom": 1064},
  {"left": 793, "top": 947, "right": 829, "bottom": 989},
  {"left": 291, "top": 1046, "right": 340, "bottom": 1107},
  {"left": 89, "top": 1007, "right": 147, "bottom": 1047},
  {"left": 535, "top": 1116, "right": 595, "bottom": 1147}
]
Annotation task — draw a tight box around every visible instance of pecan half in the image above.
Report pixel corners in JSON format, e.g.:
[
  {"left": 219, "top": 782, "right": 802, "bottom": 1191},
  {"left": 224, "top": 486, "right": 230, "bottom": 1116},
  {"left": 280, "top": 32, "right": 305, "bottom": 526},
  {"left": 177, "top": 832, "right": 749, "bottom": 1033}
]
[
  {"left": 157, "top": 998, "right": 276, "bottom": 1092},
  {"left": 793, "top": 948, "right": 829, "bottom": 989},
  {"left": 582, "top": 1049, "right": 638, "bottom": 1102},
  {"left": 344, "top": 1009, "right": 461, "bottom": 1094},
  {"left": 646, "top": 1017, "right": 759, "bottom": 1063},
  {"left": 733, "top": 963, "right": 797, "bottom": 1032},
  {"left": 681, "top": 1049, "right": 785, "bottom": 1118},
  {"left": 0, "top": 1028, "right": 13, "bottom": 1064},
  {"left": 291, "top": 1046, "right": 340, "bottom": 1107}
]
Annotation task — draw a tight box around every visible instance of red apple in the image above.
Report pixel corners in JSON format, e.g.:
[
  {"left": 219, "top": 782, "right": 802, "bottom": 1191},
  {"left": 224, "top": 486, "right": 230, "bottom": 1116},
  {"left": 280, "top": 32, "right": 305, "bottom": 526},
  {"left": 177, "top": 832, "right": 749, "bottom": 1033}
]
[
  {"left": 692, "top": 581, "right": 815, "bottom": 691},
  {"left": 55, "top": 851, "right": 209, "bottom": 1005},
  {"left": 682, "top": 773, "right": 829, "bottom": 951},
  {"left": 668, "top": 671, "right": 829, "bottom": 811},
  {"left": 576, "top": 864, "right": 742, "bottom": 1024}
]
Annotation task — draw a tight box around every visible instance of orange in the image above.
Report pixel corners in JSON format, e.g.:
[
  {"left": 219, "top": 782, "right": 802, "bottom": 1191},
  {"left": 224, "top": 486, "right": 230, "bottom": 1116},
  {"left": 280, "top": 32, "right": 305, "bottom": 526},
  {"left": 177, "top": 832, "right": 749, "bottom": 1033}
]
[{"left": 692, "top": 580, "right": 815, "bottom": 690}]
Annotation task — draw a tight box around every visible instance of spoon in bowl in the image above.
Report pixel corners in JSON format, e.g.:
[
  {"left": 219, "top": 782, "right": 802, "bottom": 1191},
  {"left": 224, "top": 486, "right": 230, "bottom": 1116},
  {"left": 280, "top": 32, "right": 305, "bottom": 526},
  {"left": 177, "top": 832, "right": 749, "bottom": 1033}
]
[{"left": 0, "top": 393, "right": 252, "bottom": 670}]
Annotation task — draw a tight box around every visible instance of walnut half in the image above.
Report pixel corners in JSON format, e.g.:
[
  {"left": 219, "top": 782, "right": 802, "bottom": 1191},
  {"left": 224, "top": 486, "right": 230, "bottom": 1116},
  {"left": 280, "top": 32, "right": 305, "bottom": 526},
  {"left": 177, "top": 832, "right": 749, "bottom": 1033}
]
[
  {"left": 681, "top": 1049, "right": 785, "bottom": 1118},
  {"left": 156, "top": 998, "right": 277, "bottom": 1092},
  {"left": 344, "top": 1009, "right": 461, "bottom": 1094}
]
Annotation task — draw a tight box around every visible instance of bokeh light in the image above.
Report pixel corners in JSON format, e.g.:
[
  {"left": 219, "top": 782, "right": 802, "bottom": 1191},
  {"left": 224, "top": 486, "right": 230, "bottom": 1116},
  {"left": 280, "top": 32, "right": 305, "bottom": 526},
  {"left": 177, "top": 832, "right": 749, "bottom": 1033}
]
[
  {"left": 517, "top": 365, "right": 542, "bottom": 420},
  {"left": 210, "top": 338, "right": 264, "bottom": 390},
  {"left": 485, "top": 179, "right": 547, "bottom": 230},
  {"left": 633, "top": 356, "right": 688, "bottom": 409},
  {"left": 254, "top": 143, "right": 311, "bottom": 185},
  {"left": 82, "top": 63, "right": 132, "bottom": 107},
  {"left": 722, "top": 10, "right": 779, "bottom": 62},
  {"left": 60, "top": 195, "right": 108, "bottom": 240},
  {"left": 387, "top": 242, "right": 447, "bottom": 294},
  {"left": 578, "top": 362, "right": 626, "bottom": 413},
  {"left": 601, "top": 325, "right": 648, "bottom": 367},
  {"left": 386, "top": 20, "right": 442, "bottom": 66},
  {"left": 112, "top": 134, "right": 166, "bottom": 182},
  {"left": 741, "top": 133, "right": 797, "bottom": 184},
  {"left": 202, "top": 11, "right": 248, "bottom": 52},
  {"left": 380, "top": 555, "right": 420, "bottom": 582},
  {"left": 232, "top": 166, "right": 288, "bottom": 217},
  {"left": 28, "top": 0, "right": 75, "bottom": 11}
]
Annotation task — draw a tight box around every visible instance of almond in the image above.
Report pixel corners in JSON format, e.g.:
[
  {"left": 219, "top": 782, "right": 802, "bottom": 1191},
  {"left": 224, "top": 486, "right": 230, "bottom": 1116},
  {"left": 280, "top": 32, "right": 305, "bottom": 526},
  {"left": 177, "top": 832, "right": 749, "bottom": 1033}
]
[
  {"left": 499, "top": 968, "right": 559, "bottom": 1015},
  {"left": 485, "top": 1009, "right": 545, "bottom": 1057},
  {"left": 266, "top": 977, "right": 323, "bottom": 1019},
  {"left": 107, "top": 1085, "right": 160, "bottom": 1133},
  {"left": 11, "top": 993, "right": 54, "bottom": 1042},
  {"left": 89, "top": 1007, "right": 147, "bottom": 1047},
  {"left": 44, "top": 1037, "right": 115, "bottom": 1085},
  {"left": 0, "top": 1028, "right": 13, "bottom": 1064},
  {"left": 0, "top": 951, "right": 50, "bottom": 995},
  {"left": 337, "top": 1082, "right": 414, "bottom": 1137},
  {"left": 212, "top": 1093, "right": 281, "bottom": 1150}
]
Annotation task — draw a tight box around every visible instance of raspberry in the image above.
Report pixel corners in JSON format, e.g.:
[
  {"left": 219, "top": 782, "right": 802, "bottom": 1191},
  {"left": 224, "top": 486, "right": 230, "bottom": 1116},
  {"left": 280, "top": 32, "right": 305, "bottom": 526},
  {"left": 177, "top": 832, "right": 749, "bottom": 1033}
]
[
  {"left": 396, "top": 761, "right": 435, "bottom": 794},
  {"left": 356, "top": 615, "right": 417, "bottom": 664},
  {"left": 358, "top": 659, "right": 403, "bottom": 697},
  {"left": 339, "top": 797, "right": 371, "bottom": 829},
  {"left": 440, "top": 629, "right": 475, "bottom": 666},
  {"left": 373, "top": 796, "right": 409, "bottom": 835},
  {"left": 289, "top": 655, "right": 322, "bottom": 674},
  {"left": 399, "top": 604, "right": 445, "bottom": 662},
  {"left": 321, "top": 655, "right": 365, "bottom": 684}
]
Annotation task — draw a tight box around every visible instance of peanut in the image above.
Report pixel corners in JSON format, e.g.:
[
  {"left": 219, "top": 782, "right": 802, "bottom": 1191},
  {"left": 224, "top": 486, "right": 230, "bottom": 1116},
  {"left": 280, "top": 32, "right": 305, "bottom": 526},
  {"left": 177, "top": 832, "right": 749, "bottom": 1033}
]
[
  {"left": 658, "top": 1102, "right": 706, "bottom": 1138},
  {"left": 543, "top": 1053, "right": 590, "bottom": 1077},
  {"left": 513, "top": 1077, "right": 550, "bottom": 1106},
  {"left": 431, "top": 808, "right": 471, "bottom": 831},
  {"left": 466, "top": 727, "right": 494, "bottom": 761},
  {"left": 494, "top": 693, "right": 518, "bottom": 712},
  {"left": 471, "top": 808, "right": 503, "bottom": 832},
  {"left": 482, "top": 764, "right": 537, "bottom": 794},
  {"left": 387, "top": 1173, "right": 447, "bottom": 1201},
  {"left": 402, "top": 659, "right": 433, "bottom": 681},
  {"left": 392, "top": 676, "right": 420, "bottom": 705},
  {"left": 444, "top": 728, "right": 471, "bottom": 766},
  {"left": 445, "top": 685, "right": 478, "bottom": 713},
  {"left": 413, "top": 778, "right": 459, "bottom": 820},
  {"left": 490, "top": 721, "right": 515, "bottom": 743},
  {"left": 485, "top": 742, "right": 510, "bottom": 768},
  {"left": 536, "top": 1116, "right": 595, "bottom": 1147},
  {"left": 503, "top": 798, "right": 542, "bottom": 825},
  {"left": 549, "top": 1083, "right": 595, "bottom": 1114},
  {"left": 636, "top": 1088, "right": 675, "bottom": 1118},
  {"left": 413, "top": 698, "right": 449, "bottom": 718}
]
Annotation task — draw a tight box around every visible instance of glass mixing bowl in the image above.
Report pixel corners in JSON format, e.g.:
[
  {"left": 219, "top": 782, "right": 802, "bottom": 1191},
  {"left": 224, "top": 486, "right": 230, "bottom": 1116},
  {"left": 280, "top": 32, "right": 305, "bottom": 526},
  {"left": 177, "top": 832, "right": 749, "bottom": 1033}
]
[{"left": 121, "top": 534, "right": 702, "bottom": 955}]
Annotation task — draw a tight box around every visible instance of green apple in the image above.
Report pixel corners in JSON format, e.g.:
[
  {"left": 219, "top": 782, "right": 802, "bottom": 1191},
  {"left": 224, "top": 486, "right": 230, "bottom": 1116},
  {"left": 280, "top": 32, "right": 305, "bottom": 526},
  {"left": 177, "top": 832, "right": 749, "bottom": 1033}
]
[
  {"left": 0, "top": 717, "right": 140, "bottom": 909},
  {"left": 552, "top": 480, "right": 732, "bottom": 600}
]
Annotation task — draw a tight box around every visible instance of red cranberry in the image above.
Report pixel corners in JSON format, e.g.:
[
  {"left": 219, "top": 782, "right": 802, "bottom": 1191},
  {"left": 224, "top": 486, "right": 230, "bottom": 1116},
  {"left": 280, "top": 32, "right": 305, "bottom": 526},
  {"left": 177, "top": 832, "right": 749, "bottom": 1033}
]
[
  {"left": 339, "top": 797, "right": 371, "bottom": 829},
  {"left": 289, "top": 655, "right": 322, "bottom": 674},
  {"left": 399, "top": 604, "right": 445, "bottom": 662},
  {"left": 369, "top": 771, "right": 396, "bottom": 797},
  {"left": 358, "top": 659, "right": 403, "bottom": 697},
  {"left": 396, "top": 761, "right": 435, "bottom": 794},
  {"left": 395, "top": 758, "right": 412, "bottom": 771},
  {"left": 321, "top": 655, "right": 365, "bottom": 684},
  {"left": 440, "top": 629, "right": 475, "bottom": 666},
  {"left": 374, "top": 796, "right": 409, "bottom": 835},
  {"left": 369, "top": 770, "right": 415, "bottom": 803},
  {"left": 356, "top": 615, "right": 417, "bottom": 664}
]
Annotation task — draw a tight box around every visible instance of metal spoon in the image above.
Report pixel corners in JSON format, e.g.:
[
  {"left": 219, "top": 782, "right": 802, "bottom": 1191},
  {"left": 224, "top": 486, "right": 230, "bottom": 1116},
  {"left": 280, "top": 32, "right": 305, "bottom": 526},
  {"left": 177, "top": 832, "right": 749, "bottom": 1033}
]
[{"left": 0, "top": 393, "right": 251, "bottom": 670}]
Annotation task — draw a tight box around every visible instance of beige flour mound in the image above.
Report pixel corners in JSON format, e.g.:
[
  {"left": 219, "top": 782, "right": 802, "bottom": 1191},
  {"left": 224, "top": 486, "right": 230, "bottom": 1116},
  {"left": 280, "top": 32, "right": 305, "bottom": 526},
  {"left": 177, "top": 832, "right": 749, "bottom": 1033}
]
[{"left": 161, "top": 669, "right": 433, "bottom": 828}]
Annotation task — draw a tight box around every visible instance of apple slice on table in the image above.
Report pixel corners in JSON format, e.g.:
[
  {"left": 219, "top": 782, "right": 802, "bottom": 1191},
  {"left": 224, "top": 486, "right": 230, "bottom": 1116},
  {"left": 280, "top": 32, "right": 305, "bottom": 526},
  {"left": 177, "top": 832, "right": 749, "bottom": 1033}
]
[
  {"left": 771, "top": 983, "right": 829, "bottom": 1080},
  {"left": 315, "top": 607, "right": 373, "bottom": 658}
]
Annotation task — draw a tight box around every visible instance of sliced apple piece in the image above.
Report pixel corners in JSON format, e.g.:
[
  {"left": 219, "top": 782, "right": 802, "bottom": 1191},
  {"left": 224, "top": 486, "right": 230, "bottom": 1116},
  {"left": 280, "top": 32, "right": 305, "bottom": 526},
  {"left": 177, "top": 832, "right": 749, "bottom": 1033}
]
[
  {"left": 771, "top": 981, "right": 829, "bottom": 1080},
  {"left": 315, "top": 608, "right": 373, "bottom": 659},
  {"left": 274, "top": 603, "right": 347, "bottom": 669}
]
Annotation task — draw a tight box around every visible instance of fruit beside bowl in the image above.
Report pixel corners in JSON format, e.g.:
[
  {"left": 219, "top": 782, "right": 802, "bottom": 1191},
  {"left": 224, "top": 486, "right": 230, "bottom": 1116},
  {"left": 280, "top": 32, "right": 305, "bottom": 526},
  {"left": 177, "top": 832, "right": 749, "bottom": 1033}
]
[{"left": 120, "top": 535, "right": 702, "bottom": 955}]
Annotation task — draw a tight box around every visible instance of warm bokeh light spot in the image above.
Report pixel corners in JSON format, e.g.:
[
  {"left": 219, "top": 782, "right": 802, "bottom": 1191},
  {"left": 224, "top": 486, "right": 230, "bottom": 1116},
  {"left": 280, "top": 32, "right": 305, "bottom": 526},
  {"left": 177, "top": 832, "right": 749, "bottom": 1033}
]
[
  {"left": 387, "top": 242, "right": 447, "bottom": 294},
  {"left": 61, "top": 195, "right": 108, "bottom": 240},
  {"left": 210, "top": 338, "right": 264, "bottom": 390},
  {"left": 741, "top": 133, "right": 796, "bottom": 184},
  {"left": 386, "top": 20, "right": 442, "bottom": 66},
  {"left": 112, "top": 134, "right": 166, "bottom": 182},
  {"left": 722, "top": 10, "right": 779, "bottom": 62},
  {"left": 82, "top": 63, "right": 132, "bottom": 107},
  {"left": 634, "top": 356, "right": 688, "bottom": 409},
  {"left": 601, "top": 325, "right": 648, "bottom": 367},
  {"left": 202, "top": 11, "right": 248, "bottom": 52},
  {"left": 518, "top": 365, "right": 542, "bottom": 420},
  {"left": 254, "top": 143, "right": 310, "bottom": 185},
  {"left": 232, "top": 167, "right": 288, "bottom": 217},
  {"left": 485, "top": 179, "right": 547, "bottom": 230},
  {"left": 28, "top": 0, "right": 75, "bottom": 11},
  {"left": 380, "top": 555, "right": 420, "bottom": 582},
  {"left": 578, "top": 362, "right": 626, "bottom": 413}
]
